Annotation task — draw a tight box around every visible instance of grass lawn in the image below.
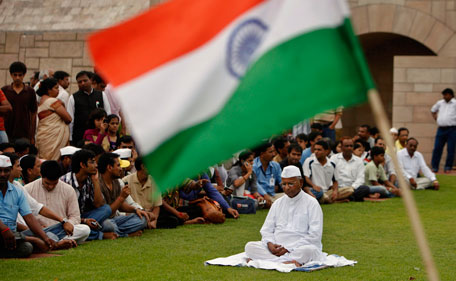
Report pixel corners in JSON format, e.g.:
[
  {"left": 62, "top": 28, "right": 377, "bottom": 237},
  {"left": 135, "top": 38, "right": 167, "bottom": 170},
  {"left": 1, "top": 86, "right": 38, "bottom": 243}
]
[{"left": 1, "top": 175, "right": 455, "bottom": 281}]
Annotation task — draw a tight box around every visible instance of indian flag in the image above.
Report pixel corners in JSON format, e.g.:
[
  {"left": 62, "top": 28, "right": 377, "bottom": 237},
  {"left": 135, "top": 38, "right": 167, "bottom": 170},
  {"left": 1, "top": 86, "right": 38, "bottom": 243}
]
[{"left": 88, "top": 0, "right": 375, "bottom": 191}]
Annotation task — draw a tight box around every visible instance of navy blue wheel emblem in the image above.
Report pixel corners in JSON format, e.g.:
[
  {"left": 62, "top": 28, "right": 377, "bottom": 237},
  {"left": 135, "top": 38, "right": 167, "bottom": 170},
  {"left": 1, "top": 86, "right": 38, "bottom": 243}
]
[{"left": 226, "top": 19, "right": 268, "bottom": 79}]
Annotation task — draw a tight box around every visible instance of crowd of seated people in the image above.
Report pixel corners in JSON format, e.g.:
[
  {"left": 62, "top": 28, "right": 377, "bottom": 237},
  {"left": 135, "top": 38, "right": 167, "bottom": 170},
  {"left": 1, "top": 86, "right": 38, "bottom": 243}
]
[{"left": 0, "top": 61, "right": 440, "bottom": 258}]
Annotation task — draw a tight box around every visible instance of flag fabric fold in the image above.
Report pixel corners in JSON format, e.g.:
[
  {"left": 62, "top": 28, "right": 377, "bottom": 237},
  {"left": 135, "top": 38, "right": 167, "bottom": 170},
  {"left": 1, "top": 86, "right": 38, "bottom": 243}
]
[{"left": 89, "top": 0, "right": 375, "bottom": 191}]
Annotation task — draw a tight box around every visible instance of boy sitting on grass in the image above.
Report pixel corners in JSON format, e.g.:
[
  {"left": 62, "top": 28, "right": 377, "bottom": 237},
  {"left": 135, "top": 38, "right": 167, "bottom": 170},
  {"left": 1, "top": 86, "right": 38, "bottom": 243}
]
[{"left": 365, "top": 147, "right": 400, "bottom": 198}]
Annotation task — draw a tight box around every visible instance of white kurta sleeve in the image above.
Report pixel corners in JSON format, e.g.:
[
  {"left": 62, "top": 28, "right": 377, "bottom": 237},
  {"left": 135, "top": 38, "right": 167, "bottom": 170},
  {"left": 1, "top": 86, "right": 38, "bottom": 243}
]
[
  {"left": 260, "top": 203, "right": 277, "bottom": 246},
  {"left": 418, "top": 153, "right": 437, "bottom": 181},
  {"left": 67, "top": 95, "right": 75, "bottom": 141},
  {"left": 102, "top": 92, "right": 112, "bottom": 115},
  {"left": 353, "top": 160, "right": 365, "bottom": 189},
  {"left": 66, "top": 186, "right": 82, "bottom": 225}
]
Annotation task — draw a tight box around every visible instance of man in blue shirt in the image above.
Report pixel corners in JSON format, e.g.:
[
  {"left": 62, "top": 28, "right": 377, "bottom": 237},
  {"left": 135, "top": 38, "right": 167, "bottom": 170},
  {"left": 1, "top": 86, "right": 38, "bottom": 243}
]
[
  {"left": 253, "top": 142, "right": 282, "bottom": 208},
  {"left": 0, "top": 155, "right": 55, "bottom": 258}
]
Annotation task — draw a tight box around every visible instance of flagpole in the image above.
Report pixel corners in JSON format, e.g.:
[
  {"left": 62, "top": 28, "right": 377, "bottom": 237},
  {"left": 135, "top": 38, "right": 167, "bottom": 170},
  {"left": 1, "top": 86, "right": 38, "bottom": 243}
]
[{"left": 368, "top": 89, "right": 439, "bottom": 281}]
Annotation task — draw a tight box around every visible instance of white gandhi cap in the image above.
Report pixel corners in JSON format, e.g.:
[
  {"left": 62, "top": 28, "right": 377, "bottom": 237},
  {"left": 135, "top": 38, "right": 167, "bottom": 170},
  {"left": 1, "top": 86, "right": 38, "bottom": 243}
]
[
  {"left": 0, "top": 155, "right": 12, "bottom": 167},
  {"left": 60, "top": 146, "right": 81, "bottom": 157},
  {"left": 281, "top": 165, "right": 301, "bottom": 178},
  {"left": 113, "top": 148, "right": 131, "bottom": 159}
]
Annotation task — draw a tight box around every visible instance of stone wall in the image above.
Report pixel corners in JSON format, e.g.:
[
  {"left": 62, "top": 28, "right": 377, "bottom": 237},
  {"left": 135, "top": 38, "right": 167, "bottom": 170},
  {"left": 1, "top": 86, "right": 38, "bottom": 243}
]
[
  {"left": 0, "top": 31, "right": 93, "bottom": 94},
  {"left": 393, "top": 56, "right": 456, "bottom": 162},
  {"left": 349, "top": 0, "right": 456, "bottom": 33},
  {"left": 0, "top": 0, "right": 150, "bottom": 31},
  {"left": 347, "top": 1, "right": 456, "bottom": 166}
]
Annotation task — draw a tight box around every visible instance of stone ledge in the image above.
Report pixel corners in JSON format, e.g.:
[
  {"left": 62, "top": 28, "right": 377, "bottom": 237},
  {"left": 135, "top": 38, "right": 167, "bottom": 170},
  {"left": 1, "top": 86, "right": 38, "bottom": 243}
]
[{"left": 395, "top": 56, "right": 456, "bottom": 68}]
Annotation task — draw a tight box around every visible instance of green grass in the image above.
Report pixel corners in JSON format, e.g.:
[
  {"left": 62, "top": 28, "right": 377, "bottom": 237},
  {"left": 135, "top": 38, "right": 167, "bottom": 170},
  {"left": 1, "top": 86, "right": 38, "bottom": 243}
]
[{"left": 2, "top": 175, "right": 456, "bottom": 281}]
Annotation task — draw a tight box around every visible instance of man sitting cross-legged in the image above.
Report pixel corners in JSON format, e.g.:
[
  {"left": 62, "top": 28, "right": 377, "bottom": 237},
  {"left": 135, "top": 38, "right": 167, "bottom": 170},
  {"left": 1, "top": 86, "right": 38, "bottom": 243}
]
[
  {"left": 373, "top": 137, "right": 397, "bottom": 184},
  {"left": 0, "top": 155, "right": 56, "bottom": 258},
  {"left": 60, "top": 149, "right": 117, "bottom": 240},
  {"left": 329, "top": 137, "right": 370, "bottom": 201},
  {"left": 98, "top": 152, "right": 148, "bottom": 237},
  {"left": 122, "top": 158, "right": 161, "bottom": 229},
  {"left": 252, "top": 142, "right": 283, "bottom": 207},
  {"left": 5, "top": 153, "right": 85, "bottom": 250},
  {"left": 397, "top": 138, "right": 439, "bottom": 190},
  {"left": 303, "top": 141, "right": 353, "bottom": 203},
  {"left": 245, "top": 166, "right": 324, "bottom": 267},
  {"left": 365, "top": 147, "right": 400, "bottom": 198},
  {"left": 24, "top": 161, "right": 90, "bottom": 247}
]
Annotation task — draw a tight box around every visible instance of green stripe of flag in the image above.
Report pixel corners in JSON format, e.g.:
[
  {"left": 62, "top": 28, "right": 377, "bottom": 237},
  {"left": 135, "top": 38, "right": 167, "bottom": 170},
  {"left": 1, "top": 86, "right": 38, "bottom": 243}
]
[{"left": 145, "top": 18, "right": 375, "bottom": 191}]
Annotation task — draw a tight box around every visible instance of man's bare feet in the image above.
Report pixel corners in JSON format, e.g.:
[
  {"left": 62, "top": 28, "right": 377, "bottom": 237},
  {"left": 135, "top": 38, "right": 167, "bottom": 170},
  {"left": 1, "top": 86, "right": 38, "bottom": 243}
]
[
  {"left": 283, "top": 260, "right": 301, "bottom": 267},
  {"left": 184, "top": 217, "right": 205, "bottom": 224},
  {"left": 25, "top": 236, "right": 49, "bottom": 253},
  {"left": 54, "top": 239, "right": 77, "bottom": 250},
  {"left": 369, "top": 193, "right": 381, "bottom": 199},
  {"left": 102, "top": 232, "right": 118, "bottom": 240},
  {"left": 246, "top": 258, "right": 252, "bottom": 263},
  {"left": 128, "top": 230, "right": 143, "bottom": 237}
]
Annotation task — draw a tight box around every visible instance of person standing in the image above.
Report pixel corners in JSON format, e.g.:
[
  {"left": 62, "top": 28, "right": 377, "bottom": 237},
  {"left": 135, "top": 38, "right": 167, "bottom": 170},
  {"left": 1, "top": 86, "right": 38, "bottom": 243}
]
[
  {"left": 1, "top": 62, "right": 37, "bottom": 144},
  {"left": 67, "top": 71, "right": 111, "bottom": 145},
  {"left": 36, "top": 78, "right": 72, "bottom": 160},
  {"left": 53, "top": 71, "right": 71, "bottom": 105},
  {"left": 312, "top": 107, "right": 342, "bottom": 142},
  {"left": 430, "top": 88, "right": 456, "bottom": 173}
]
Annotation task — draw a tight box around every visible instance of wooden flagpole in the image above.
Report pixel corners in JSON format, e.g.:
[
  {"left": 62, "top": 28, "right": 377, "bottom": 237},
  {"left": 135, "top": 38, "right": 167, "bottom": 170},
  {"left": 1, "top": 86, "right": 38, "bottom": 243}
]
[{"left": 368, "top": 89, "right": 439, "bottom": 281}]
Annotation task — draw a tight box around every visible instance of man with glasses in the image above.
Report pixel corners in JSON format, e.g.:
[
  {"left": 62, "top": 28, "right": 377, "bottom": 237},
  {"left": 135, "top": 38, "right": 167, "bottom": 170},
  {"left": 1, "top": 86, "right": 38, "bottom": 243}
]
[{"left": 245, "top": 166, "right": 324, "bottom": 267}]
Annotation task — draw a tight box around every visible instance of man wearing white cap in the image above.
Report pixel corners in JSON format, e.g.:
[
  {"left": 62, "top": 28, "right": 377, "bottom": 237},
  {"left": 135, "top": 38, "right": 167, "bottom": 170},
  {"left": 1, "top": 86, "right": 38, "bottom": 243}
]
[
  {"left": 114, "top": 148, "right": 135, "bottom": 175},
  {"left": 59, "top": 146, "right": 80, "bottom": 175},
  {"left": 245, "top": 165, "right": 324, "bottom": 267},
  {"left": 0, "top": 155, "right": 56, "bottom": 258}
]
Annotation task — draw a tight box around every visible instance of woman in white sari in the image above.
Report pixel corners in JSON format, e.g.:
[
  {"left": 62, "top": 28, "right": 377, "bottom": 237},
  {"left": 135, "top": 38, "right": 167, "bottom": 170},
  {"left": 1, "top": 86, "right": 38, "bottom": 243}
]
[{"left": 36, "top": 78, "right": 72, "bottom": 160}]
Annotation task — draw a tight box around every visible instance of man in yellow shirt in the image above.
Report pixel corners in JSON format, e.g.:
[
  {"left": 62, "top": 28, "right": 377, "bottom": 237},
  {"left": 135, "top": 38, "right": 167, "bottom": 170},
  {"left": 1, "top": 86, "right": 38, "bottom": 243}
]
[{"left": 395, "top": 127, "right": 409, "bottom": 151}]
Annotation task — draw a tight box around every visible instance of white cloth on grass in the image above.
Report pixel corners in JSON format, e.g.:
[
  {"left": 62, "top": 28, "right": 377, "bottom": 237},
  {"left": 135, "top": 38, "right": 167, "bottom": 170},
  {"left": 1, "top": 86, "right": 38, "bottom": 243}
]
[{"left": 204, "top": 252, "right": 356, "bottom": 273}]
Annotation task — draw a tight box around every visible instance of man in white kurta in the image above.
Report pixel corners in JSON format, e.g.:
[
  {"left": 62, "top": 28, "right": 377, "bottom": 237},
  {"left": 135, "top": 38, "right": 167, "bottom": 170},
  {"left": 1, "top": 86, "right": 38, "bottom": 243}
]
[
  {"left": 24, "top": 161, "right": 90, "bottom": 244},
  {"left": 245, "top": 166, "right": 324, "bottom": 266}
]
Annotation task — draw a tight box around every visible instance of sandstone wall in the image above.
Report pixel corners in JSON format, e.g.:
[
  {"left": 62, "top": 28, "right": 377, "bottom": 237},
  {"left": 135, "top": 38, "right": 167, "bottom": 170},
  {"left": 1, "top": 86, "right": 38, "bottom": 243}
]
[
  {"left": 0, "top": 31, "right": 93, "bottom": 94},
  {"left": 393, "top": 56, "right": 456, "bottom": 162}
]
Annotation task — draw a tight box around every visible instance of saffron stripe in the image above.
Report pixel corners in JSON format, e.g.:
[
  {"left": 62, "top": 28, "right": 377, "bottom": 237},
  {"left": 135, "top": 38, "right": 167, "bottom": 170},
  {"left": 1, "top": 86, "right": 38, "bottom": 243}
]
[{"left": 88, "top": 0, "right": 264, "bottom": 87}]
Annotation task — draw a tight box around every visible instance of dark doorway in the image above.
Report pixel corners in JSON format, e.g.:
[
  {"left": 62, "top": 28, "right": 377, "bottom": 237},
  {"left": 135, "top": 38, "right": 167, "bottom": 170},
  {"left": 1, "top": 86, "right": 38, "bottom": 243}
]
[{"left": 341, "top": 33, "right": 436, "bottom": 137}]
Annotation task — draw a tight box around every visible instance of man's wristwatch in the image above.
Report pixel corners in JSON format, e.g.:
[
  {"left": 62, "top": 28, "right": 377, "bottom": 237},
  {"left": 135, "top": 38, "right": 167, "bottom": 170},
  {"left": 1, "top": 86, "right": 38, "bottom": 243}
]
[{"left": 61, "top": 218, "right": 69, "bottom": 225}]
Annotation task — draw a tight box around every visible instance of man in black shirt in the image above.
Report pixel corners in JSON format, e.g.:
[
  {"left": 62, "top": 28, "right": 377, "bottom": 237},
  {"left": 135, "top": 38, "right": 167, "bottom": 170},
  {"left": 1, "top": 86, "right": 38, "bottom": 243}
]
[
  {"left": 67, "top": 71, "right": 111, "bottom": 145},
  {"left": 279, "top": 143, "right": 304, "bottom": 177}
]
